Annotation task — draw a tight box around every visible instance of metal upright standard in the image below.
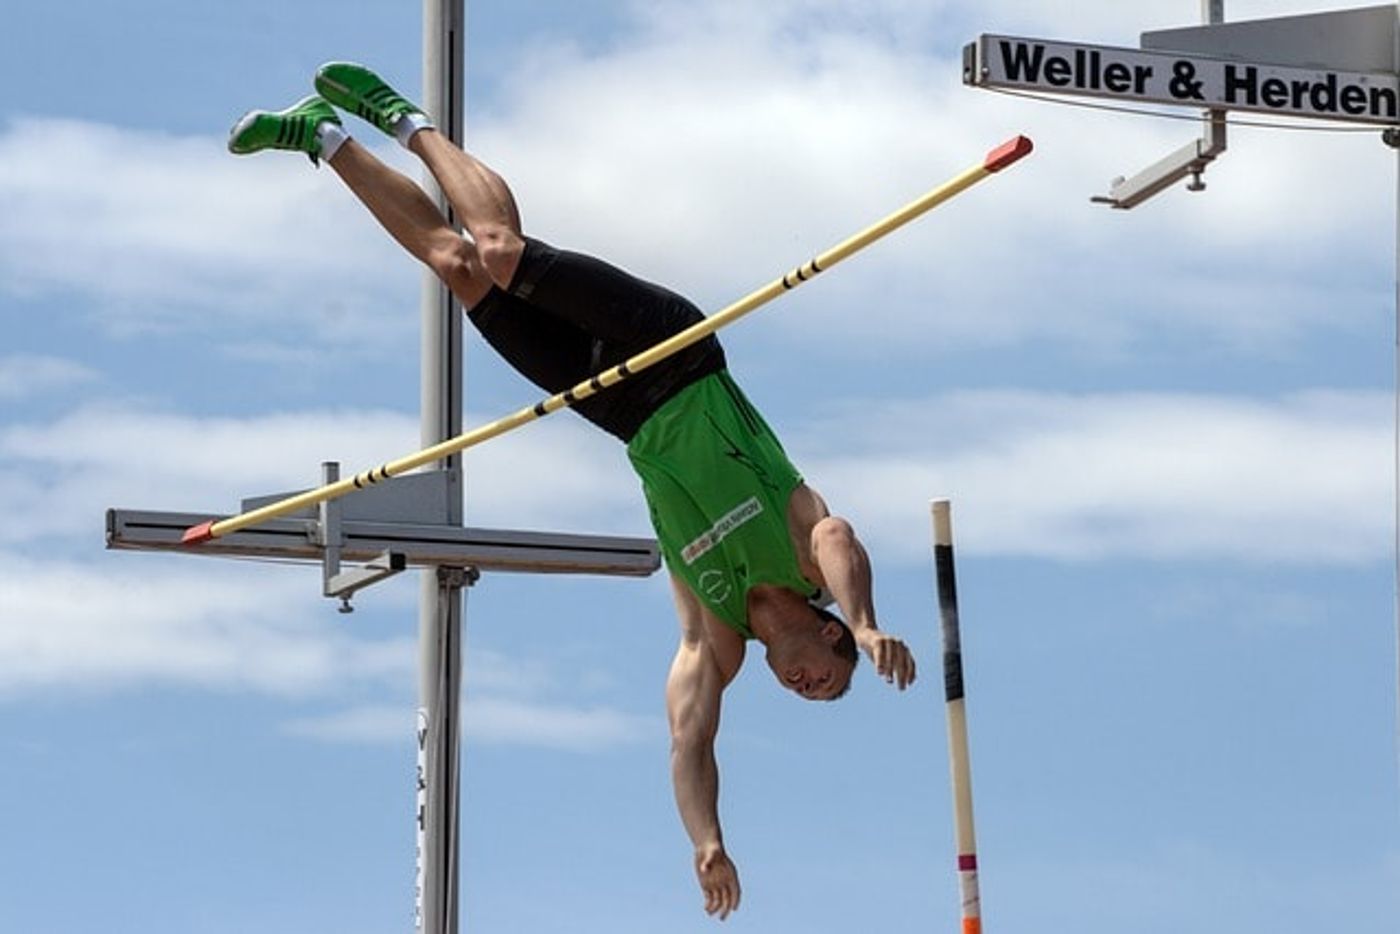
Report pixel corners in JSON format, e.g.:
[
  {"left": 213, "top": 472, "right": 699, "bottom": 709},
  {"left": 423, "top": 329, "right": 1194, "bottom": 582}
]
[
  {"left": 104, "top": 4, "right": 657, "bottom": 934},
  {"left": 417, "top": 4, "right": 467, "bottom": 932},
  {"left": 932, "top": 499, "right": 981, "bottom": 934}
]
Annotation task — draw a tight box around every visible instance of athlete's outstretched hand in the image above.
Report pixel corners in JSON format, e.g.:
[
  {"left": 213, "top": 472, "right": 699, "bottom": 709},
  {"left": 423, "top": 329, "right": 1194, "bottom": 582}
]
[
  {"left": 695, "top": 842, "right": 742, "bottom": 920},
  {"left": 857, "top": 629, "right": 917, "bottom": 690}
]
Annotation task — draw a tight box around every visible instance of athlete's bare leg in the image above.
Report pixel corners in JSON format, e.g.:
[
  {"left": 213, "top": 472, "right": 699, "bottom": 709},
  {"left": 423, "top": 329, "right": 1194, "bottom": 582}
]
[
  {"left": 407, "top": 129, "right": 525, "bottom": 291},
  {"left": 325, "top": 137, "right": 493, "bottom": 308}
]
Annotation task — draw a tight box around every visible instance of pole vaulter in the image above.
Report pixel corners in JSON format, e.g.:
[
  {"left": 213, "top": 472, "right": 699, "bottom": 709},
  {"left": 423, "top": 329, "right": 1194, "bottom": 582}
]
[{"left": 182, "top": 135, "right": 1032, "bottom": 545}]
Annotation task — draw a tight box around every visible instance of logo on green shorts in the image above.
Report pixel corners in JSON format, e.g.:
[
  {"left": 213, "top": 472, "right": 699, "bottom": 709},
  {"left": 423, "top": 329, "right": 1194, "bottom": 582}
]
[{"left": 681, "top": 497, "right": 763, "bottom": 565}]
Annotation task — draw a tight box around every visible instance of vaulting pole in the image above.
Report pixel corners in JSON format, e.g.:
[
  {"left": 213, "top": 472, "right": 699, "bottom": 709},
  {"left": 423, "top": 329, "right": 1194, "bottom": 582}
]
[
  {"left": 181, "top": 136, "right": 1033, "bottom": 544},
  {"left": 932, "top": 499, "right": 982, "bottom": 934}
]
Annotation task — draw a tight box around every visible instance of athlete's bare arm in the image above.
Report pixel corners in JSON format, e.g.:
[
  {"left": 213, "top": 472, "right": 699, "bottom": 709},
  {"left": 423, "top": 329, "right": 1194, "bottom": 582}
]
[
  {"left": 666, "top": 573, "right": 745, "bottom": 919},
  {"left": 788, "top": 484, "right": 917, "bottom": 689}
]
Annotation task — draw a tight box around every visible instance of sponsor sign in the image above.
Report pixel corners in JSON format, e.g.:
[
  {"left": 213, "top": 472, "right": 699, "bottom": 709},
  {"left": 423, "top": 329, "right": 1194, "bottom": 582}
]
[{"left": 966, "top": 34, "right": 1400, "bottom": 126}]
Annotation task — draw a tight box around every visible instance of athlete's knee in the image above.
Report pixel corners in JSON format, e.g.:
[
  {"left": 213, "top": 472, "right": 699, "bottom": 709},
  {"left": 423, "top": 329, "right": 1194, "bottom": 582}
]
[
  {"left": 425, "top": 234, "right": 490, "bottom": 304},
  {"left": 425, "top": 234, "right": 474, "bottom": 282},
  {"left": 472, "top": 225, "right": 524, "bottom": 291}
]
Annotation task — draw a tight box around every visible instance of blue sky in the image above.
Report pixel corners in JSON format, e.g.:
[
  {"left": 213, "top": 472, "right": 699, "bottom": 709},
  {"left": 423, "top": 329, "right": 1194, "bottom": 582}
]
[{"left": 2, "top": 1, "right": 1398, "bottom": 931}]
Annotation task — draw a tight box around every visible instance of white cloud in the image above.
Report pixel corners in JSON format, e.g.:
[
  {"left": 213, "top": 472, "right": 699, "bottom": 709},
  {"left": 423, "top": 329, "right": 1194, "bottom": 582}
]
[
  {"left": 0, "top": 541, "right": 652, "bottom": 747},
  {"left": 463, "top": 697, "right": 655, "bottom": 750},
  {"left": 1, "top": 384, "right": 1385, "bottom": 703},
  {"left": 2, "top": 384, "right": 1390, "bottom": 571},
  {"left": 282, "top": 705, "right": 414, "bottom": 743},
  {"left": 0, "top": 400, "right": 648, "bottom": 701},
  {"left": 967, "top": 0, "right": 1358, "bottom": 40},
  {"left": 0, "top": 354, "right": 97, "bottom": 399},
  {"left": 467, "top": 0, "right": 1392, "bottom": 356},
  {"left": 281, "top": 645, "right": 656, "bottom": 750},
  {"left": 0, "top": 551, "right": 416, "bottom": 698},
  {"left": 282, "top": 697, "right": 655, "bottom": 751},
  {"left": 0, "top": 402, "right": 646, "bottom": 546},
  {"left": 0, "top": 117, "right": 418, "bottom": 347},
  {"left": 0, "top": 405, "right": 424, "bottom": 544},
  {"left": 461, "top": 413, "right": 643, "bottom": 532},
  {"left": 1, "top": 1, "right": 1389, "bottom": 363},
  {"left": 794, "top": 388, "right": 1393, "bottom": 564}
]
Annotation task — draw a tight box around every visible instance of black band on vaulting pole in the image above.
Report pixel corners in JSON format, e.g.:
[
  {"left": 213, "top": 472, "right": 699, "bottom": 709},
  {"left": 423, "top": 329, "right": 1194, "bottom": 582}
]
[{"left": 932, "top": 498, "right": 982, "bottom": 934}]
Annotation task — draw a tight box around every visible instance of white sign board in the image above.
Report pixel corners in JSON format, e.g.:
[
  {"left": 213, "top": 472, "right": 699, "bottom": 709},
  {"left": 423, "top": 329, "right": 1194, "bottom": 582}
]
[{"left": 965, "top": 34, "right": 1400, "bottom": 126}]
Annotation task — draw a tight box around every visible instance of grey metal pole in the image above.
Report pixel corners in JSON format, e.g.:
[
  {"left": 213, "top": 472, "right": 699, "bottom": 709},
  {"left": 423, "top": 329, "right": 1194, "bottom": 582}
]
[
  {"left": 1393, "top": 131, "right": 1400, "bottom": 830},
  {"left": 416, "top": 2, "right": 467, "bottom": 933},
  {"left": 1392, "top": 0, "right": 1400, "bottom": 825}
]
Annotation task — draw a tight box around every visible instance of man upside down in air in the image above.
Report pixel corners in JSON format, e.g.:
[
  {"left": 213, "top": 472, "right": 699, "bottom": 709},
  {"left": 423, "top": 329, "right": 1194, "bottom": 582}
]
[{"left": 230, "top": 62, "right": 917, "bottom": 919}]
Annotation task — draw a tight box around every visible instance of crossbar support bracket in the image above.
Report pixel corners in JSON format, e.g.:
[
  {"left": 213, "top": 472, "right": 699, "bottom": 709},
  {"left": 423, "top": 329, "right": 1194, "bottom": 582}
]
[{"left": 1092, "top": 0, "right": 1230, "bottom": 209}]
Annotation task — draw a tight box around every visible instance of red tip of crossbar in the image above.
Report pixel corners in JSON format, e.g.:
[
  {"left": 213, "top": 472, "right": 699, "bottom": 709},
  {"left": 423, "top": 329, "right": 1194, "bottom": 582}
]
[
  {"left": 984, "top": 135, "right": 1033, "bottom": 172},
  {"left": 181, "top": 520, "right": 215, "bottom": 545}
]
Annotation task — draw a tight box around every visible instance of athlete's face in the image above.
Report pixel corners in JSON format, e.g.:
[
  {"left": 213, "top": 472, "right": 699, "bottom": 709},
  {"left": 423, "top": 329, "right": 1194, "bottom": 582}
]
[{"left": 765, "top": 618, "right": 854, "bottom": 701}]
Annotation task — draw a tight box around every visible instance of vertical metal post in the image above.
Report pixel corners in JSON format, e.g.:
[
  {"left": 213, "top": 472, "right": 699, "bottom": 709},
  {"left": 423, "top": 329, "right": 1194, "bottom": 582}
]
[
  {"left": 417, "top": 2, "right": 466, "bottom": 933},
  {"left": 1199, "top": 0, "right": 1227, "bottom": 176},
  {"left": 1392, "top": 0, "right": 1400, "bottom": 824}
]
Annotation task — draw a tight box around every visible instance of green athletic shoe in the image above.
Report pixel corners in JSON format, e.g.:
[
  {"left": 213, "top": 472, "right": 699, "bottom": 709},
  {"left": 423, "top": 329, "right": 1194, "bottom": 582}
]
[
  {"left": 315, "top": 61, "right": 425, "bottom": 136},
  {"left": 227, "top": 94, "right": 341, "bottom": 165}
]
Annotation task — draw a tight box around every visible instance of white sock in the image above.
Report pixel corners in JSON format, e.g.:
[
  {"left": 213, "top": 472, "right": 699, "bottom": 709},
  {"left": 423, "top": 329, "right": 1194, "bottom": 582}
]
[
  {"left": 395, "top": 112, "right": 435, "bottom": 149},
  {"left": 316, "top": 122, "right": 349, "bottom": 162}
]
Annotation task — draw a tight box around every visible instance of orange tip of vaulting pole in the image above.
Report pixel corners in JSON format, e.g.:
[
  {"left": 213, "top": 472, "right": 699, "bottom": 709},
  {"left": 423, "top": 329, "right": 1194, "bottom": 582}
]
[
  {"left": 983, "top": 134, "right": 1033, "bottom": 172},
  {"left": 180, "top": 520, "right": 215, "bottom": 545}
]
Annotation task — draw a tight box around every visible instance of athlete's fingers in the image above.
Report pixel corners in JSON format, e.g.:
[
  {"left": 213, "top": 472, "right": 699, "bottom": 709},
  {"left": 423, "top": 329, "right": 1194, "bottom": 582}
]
[
  {"left": 899, "top": 652, "right": 914, "bottom": 689},
  {"left": 717, "top": 879, "right": 738, "bottom": 920}
]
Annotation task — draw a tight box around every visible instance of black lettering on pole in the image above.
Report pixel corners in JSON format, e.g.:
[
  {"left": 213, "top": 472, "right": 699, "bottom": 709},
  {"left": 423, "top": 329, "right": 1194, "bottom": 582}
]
[
  {"left": 1261, "top": 77, "right": 1288, "bottom": 108},
  {"left": 1169, "top": 60, "right": 1204, "bottom": 100}
]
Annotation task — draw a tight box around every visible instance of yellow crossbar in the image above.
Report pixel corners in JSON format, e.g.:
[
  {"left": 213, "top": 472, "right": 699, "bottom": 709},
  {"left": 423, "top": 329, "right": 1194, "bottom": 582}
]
[{"left": 183, "top": 135, "right": 1032, "bottom": 544}]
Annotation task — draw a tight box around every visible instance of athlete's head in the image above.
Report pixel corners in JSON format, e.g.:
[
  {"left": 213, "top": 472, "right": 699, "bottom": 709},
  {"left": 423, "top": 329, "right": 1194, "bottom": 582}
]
[{"left": 764, "top": 605, "right": 859, "bottom": 701}]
